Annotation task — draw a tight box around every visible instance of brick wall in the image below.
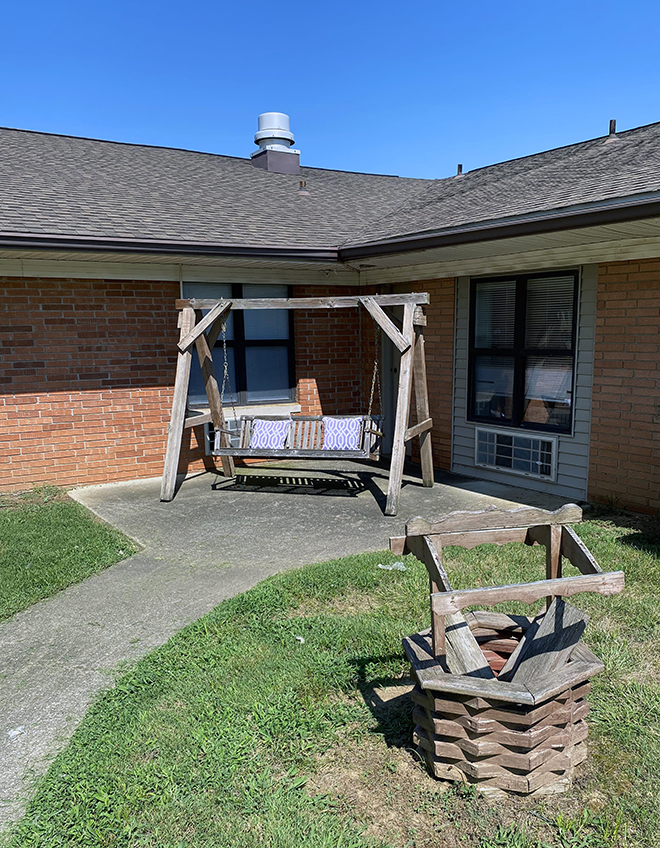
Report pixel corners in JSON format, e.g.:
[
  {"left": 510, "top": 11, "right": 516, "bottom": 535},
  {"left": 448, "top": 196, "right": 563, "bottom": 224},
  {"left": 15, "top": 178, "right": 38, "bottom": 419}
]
[
  {"left": 589, "top": 259, "right": 660, "bottom": 514},
  {"left": 3, "top": 276, "right": 456, "bottom": 494},
  {"left": 0, "top": 277, "right": 213, "bottom": 492},
  {"left": 293, "top": 285, "right": 377, "bottom": 416}
]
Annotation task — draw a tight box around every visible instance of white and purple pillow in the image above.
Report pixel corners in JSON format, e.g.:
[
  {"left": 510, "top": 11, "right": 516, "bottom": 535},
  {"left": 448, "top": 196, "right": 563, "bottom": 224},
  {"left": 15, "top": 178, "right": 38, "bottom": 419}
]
[
  {"left": 249, "top": 418, "right": 290, "bottom": 450},
  {"left": 322, "top": 416, "right": 362, "bottom": 451}
]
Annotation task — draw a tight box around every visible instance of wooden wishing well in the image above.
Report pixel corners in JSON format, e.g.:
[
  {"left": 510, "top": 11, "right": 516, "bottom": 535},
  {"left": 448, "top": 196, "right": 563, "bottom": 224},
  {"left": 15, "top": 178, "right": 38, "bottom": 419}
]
[{"left": 389, "top": 504, "right": 625, "bottom": 797}]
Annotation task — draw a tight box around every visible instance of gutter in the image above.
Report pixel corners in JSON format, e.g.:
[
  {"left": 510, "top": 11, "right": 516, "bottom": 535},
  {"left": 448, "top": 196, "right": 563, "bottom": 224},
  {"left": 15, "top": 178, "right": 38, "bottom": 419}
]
[
  {"left": 3, "top": 194, "right": 660, "bottom": 266},
  {"left": 338, "top": 195, "right": 660, "bottom": 261},
  {"left": 0, "top": 232, "right": 339, "bottom": 262}
]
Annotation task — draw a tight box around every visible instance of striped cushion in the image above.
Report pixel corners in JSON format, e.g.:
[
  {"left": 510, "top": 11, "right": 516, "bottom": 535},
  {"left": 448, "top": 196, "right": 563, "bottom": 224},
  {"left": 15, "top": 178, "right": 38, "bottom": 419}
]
[
  {"left": 322, "top": 417, "right": 362, "bottom": 451},
  {"left": 249, "top": 418, "right": 290, "bottom": 449}
]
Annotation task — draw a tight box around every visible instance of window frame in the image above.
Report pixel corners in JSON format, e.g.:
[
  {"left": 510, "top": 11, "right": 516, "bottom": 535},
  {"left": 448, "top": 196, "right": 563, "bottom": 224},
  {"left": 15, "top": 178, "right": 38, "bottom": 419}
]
[
  {"left": 467, "top": 269, "right": 579, "bottom": 435},
  {"left": 188, "top": 283, "right": 296, "bottom": 407}
]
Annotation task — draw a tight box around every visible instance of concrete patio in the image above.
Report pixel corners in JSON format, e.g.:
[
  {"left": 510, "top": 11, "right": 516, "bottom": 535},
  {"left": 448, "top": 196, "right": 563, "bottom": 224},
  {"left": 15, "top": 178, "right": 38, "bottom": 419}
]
[{"left": 0, "top": 460, "right": 571, "bottom": 831}]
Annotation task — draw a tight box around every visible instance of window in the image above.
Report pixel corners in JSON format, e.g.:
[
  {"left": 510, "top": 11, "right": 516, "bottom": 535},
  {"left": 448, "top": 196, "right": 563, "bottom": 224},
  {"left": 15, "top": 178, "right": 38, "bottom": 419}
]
[
  {"left": 185, "top": 283, "right": 295, "bottom": 406},
  {"left": 469, "top": 271, "right": 578, "bottom": 434}
]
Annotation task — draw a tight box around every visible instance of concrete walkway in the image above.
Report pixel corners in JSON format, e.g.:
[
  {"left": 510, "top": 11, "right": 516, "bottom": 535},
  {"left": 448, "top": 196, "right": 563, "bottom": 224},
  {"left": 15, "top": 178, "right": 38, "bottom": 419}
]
[{"left": 0, "top": 461, "right": 568, "bottom": 830}]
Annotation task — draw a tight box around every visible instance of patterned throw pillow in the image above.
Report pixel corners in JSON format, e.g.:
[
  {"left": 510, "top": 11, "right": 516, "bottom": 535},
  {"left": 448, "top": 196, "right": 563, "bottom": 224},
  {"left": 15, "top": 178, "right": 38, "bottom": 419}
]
[
  {"left": 249, "top": 418, "right": 290, "bottom": 450},
  {"left": 322, "top": 417, "right": 362, "bottom": 451}
]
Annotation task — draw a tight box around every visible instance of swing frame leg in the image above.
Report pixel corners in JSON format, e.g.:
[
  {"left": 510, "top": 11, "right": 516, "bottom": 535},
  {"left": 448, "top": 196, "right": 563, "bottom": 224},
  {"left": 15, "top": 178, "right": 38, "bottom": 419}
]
[
  {"left": 385, "top": 303, "right": 415, "bottom": 515},
  {"left": 161, "top": 307, "right": 195, "bottom": 501}
]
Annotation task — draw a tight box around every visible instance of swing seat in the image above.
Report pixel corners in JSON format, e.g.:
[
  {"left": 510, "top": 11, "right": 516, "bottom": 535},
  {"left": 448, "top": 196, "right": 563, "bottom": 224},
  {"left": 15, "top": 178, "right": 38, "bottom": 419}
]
[{"left": 212, "top": 414, "right": 382, "bottom": 460}]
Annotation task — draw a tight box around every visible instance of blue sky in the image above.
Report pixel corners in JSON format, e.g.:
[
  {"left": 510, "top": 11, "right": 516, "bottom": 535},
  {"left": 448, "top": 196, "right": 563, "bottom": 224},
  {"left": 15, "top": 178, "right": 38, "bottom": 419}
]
[{"left": 1, "top": 1, "right": 658, "bottom": 178}]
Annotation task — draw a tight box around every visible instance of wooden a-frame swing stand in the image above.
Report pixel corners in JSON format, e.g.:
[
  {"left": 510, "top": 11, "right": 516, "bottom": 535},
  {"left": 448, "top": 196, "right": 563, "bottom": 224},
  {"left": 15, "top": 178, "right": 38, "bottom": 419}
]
[{"left": 160, "top": 292, "right": 434, "bottom": 515}]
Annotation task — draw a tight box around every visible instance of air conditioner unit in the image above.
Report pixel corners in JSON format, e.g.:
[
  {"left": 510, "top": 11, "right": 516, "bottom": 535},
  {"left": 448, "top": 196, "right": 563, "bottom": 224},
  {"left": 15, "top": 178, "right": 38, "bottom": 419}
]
[{"left": 475, "top": 428, "right": 557, "bottom": 482}]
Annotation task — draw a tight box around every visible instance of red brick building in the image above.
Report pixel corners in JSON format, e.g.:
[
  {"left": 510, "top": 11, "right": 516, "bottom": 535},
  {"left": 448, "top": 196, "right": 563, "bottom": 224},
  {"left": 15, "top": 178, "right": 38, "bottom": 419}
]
[{"left": 2, "top": 116, "right": 659, "bottom": 512}]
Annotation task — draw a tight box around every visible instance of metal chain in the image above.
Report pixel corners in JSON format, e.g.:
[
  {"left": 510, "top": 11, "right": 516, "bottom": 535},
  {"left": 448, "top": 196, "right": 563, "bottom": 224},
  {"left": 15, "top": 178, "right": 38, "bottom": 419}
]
[
  {"left": 367, "top": 322, "right": 381, "bottom": 419},
  {"left": 220, "top": 321, "right": 239, "bottom": 427}
]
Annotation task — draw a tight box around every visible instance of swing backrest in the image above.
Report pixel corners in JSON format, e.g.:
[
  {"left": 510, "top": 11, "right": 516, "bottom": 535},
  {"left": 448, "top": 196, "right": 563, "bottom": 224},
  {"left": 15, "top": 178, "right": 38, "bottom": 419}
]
[{"left": 235, "top": 415, "right": 381, "bottom": 455}]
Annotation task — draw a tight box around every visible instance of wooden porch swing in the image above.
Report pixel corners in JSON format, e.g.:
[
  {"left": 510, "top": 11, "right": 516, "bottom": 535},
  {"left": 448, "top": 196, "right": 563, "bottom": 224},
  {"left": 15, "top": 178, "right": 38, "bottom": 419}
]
[{"left": 160, "top": 292, "right": 434, "bottom": 515}]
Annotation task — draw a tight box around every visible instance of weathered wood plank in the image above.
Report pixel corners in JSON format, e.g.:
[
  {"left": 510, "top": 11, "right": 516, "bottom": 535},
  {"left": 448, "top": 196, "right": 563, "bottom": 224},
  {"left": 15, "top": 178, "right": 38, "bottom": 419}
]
[
  {"left": 177, "top": 300, "right": 231, "bottom": 352},
  {"left": 545, "top": 524, "right": 562, "bottom": 609},
  {"left": 465, "top": 611, "right": 535, "bottom": 634},
  {"left": 211, "top": 447, "right": 372, "bottom": 459},
  {"left": 524, "top": 659, "right": 605, "bottom": 705},
  {"left": 431, "top": 571, "right": 625, "bottom": 618},
  {"left": 444, "top": 612, "right": 495, "bottom": 679},
  {"left": 404, "top": 416, "right": 433, "bottom": 442},
  {"left": 431, "top": 527, "right": 531, "bottom": 550},
  {"left": 499, "top": 598, "right": 588, "bottom": 685},
  {"left": 412, "top": 326, "right": 434, "bottom": 487},
  {"left": 389, "top": 535, "right": 406, "bottom": 556},
  {"left": 385, "top": 303, "right": 415, "bottom": 516},
  {"left": 406, "top": 534, "right": 452, "bottom": 591},
  {"left": 406, "top": 504, "right": 583, "bottom": 537},
  {"left": 562, "top": 525, "right": 603, "bottom": 574},
  {"left": 160, "top": 307, "right": 195, "bottom": 502},
  {"left": 359, "top": 296, "right": 410, "bottom": 353},
  {"left": 417, "top": 668, "right": 534, "bottom": 704},
  {"left": 176, "top": 293, "right": 430, "bottom": 310},
  {"left": 183, "top": 410, "right": 212, "bottom": 429}
]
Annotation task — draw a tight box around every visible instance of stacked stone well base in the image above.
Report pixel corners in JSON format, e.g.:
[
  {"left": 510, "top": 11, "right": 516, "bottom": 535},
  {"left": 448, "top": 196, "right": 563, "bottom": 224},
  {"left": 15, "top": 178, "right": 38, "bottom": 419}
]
[{"left": 404, "top": 625, "right": 602, "bottom": 797}]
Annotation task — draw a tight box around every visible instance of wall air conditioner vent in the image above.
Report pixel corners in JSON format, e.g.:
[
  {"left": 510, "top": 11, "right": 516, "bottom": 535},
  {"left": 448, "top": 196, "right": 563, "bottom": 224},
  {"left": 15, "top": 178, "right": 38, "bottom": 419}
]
[{"left": 475, "top": 428, "right": 557, "bottom": 482}]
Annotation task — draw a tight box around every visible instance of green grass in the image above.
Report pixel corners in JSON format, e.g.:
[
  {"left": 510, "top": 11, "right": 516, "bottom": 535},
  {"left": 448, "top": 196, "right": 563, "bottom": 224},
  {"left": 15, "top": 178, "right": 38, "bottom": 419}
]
[
  {"left": 0, "top": 487, "right": 139, "bottom": 621},
  {"left": 4, "top": 510, "right": 660, "bottom": 847}
]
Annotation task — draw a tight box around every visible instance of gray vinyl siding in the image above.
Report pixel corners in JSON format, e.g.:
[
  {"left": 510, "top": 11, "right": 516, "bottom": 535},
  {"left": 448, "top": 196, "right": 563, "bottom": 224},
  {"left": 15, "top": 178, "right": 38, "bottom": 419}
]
[{"left": 451, "top": 265, "right": 597, "bottom": 501}]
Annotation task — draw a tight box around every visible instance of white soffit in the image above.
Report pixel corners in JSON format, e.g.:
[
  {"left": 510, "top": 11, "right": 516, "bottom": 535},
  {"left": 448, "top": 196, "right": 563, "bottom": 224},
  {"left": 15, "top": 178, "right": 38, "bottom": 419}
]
[
  {"left": 357, "top": 216, "right": 660, "bottom": 280},
  {"left": 0, "top": 249, "right": 359, "bottom": 285}
]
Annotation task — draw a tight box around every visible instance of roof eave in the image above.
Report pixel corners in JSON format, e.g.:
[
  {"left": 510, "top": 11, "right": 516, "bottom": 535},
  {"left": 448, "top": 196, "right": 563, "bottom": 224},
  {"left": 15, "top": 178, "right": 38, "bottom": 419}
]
[
  {"left": 0, "top": 232, "right": 340, "bottom": 262},
  {"left": 338, "top": 196, "right": 660, "bottom": 261}
]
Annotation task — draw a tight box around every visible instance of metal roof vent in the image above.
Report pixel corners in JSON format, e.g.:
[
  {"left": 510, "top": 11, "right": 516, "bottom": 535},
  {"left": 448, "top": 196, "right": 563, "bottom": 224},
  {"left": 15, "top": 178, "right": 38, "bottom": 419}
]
[{"left": 251, "top": 112, "right": 301, "bottom": 174}]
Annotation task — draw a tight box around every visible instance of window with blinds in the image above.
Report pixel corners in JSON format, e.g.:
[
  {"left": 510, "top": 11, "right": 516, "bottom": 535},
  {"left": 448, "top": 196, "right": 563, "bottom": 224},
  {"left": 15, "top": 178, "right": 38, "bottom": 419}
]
[{"left": 469, "top": 271, "right": 577, "bottom": 434}]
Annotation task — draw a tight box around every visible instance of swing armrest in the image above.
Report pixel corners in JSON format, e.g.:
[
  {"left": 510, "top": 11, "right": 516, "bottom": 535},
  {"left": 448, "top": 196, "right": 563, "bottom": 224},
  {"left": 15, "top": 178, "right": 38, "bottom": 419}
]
[
  {"left": 213, "top": 426, "right": 235, "bottom": 436},
  {"left": 364, "top": 427, "right": 384, "bottom": 437}
]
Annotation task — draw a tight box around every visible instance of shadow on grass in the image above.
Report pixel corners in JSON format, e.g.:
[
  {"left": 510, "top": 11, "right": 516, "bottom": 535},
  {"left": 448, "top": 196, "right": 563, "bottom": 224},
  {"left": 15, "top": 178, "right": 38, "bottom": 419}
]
[
  {"left": 350, "top": 654, "right": 416, "bottom": 749},
  {"left": 584, "top": 504, "right": 660, "bottom": 557}
]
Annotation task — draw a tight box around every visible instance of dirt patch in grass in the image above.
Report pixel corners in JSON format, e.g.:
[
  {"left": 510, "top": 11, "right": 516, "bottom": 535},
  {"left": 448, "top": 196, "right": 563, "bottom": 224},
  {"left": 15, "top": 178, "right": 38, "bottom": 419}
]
[
  {"left": 288, "top": 589, "right": 381, "bottom": 619},
  {"left": 309, "top": 686, "right": 460, "bottom": 848}
]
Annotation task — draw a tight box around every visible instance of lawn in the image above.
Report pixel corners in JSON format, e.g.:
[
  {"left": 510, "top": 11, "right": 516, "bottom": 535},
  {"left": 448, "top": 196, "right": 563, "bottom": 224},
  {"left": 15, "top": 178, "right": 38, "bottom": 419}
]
[
  {"left": 0, "top": 487, "right": 140, "bottom": 621},
  {"left": 4, "top": 509, "right": 660, "bottom": 847}
]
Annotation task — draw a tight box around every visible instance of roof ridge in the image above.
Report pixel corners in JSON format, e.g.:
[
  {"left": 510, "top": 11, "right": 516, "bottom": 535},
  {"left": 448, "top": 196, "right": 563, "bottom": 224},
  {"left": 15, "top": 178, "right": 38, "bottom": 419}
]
[
  {"left": 0, "top": 125, "right": 431, "bottom": 181},
  {"left": 464, "top": 119, "right": 660, "bottom": 177},
  {"left": 0, "top": 125, "right": 255, "bottom": 162}
]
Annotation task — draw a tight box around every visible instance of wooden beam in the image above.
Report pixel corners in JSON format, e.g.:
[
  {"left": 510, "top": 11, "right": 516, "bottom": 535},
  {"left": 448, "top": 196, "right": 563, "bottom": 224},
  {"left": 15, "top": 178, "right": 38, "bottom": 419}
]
[
  {"left": 389, "top": 535, "right": 406, "bottom": 555},
  {"left": 385, "top": 302, "right": 415, "bottom": 515},
  {"left": 177, "top": 300, "right": 232, "bottom": 352},
  {"left": 561, "top": 525, "right": 603, "bottom": 574},
  {"left": 359, "top": 296, "right": 410, "bottom": 353},
  {"left": 413, "top": 305, "right": 427, "bottom": 326},
  {"left": 430, "top": 526, "right": 531, "bottom": 550},
  {"left": 175, "top": 292, "right": 430, "bottom": 310},
  {"left": 404, "top": 416, "right": 433, "bottom": 443},
  {"left": 430, "top": 571, "right": 625, "bottom": 618},
  {"left": 194, "top": 319, "right": 234, "bottom": 478},
  {"left": 412, "top": 326, "right": 434, "bottom": 487},
  {"left": 406, "top": 503, "right": 583, "bottom": 537},
  {"left": 406, "top": 534, "right": 452, "bottom": 592},
  {"left": 160, "top": 307, "right": 195, "bottom": 502},
  {"left": 405, "top": 535, "right": 490, "bottom": 676},
  {"left": 499, "top": 598, "right": 589, "bottom": 685},
  {"left": 545, "top": 524, "right": 562, "bottom": 609},
  {"left": 183, "top": 410, "right": 212, "bottom": 429}
]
